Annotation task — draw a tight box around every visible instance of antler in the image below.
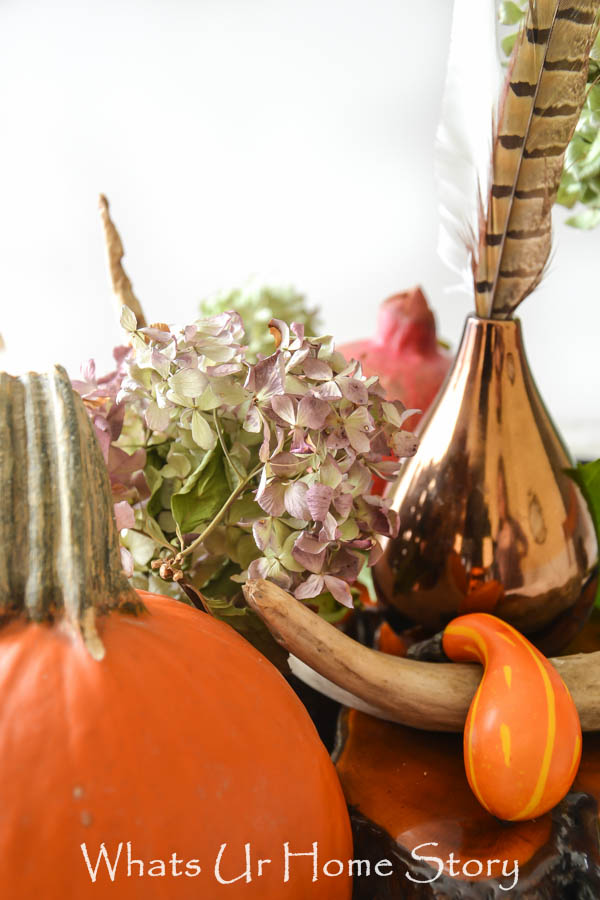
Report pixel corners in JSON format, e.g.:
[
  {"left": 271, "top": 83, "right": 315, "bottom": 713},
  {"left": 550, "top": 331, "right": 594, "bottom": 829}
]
[
  {"left": 243, "top": 579, "right": 600, "bottom": 732},
  {"left": 98, "top": 194, "right": 147, "bottom": 327}
]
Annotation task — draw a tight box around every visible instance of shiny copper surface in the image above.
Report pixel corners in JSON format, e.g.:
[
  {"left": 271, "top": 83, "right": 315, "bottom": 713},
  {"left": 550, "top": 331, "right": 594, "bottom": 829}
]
[{"left": 374, "top": 317, "right": 597, "bottom": 649}]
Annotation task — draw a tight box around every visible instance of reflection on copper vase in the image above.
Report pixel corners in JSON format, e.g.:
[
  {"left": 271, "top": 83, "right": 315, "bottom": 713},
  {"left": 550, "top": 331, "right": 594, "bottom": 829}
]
[{"left": 374, "top": 317, "right": 597, "bottom": 653}]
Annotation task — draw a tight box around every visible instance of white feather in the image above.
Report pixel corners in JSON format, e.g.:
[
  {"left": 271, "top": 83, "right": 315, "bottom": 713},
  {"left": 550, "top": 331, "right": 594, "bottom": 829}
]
[
  {"left": 435, "top": 0, "right": 502, "bottom": 297},
  {"left": 288, "top": 654, "right": 394, "bottom": 723}
]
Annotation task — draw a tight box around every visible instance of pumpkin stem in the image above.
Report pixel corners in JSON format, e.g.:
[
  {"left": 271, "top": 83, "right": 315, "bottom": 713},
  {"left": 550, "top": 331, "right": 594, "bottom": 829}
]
[{"left": 0, "top": 366, "right": 142, "bottom": 658}]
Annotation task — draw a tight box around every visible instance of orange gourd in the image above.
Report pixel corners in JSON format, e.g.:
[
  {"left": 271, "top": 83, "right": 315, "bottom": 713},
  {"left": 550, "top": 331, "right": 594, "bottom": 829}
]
[
  {"left": 443, "top": 613, "right": 582, "bottom": 822},
  {"left": 0, "top": 368, "right": 353, "bottom": 899}
]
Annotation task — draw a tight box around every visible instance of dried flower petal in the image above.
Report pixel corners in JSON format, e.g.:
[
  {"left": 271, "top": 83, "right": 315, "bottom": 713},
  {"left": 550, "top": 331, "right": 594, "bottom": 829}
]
[
  {"left": 256, "top": 480, "right": 287, "bottom": 517},
  {"left": 145, "top": 402, "right": 171, "bottom": 433},
  {"left": 297, "top": 395, "right": 331, "bottom": 429},
  {"left": 295, "top": 574, "right": 325, "bottom": 600},
  {"left": 271, "top": 395, "right": 296, "bottom": 426},
  {"left": 120, "top": 546, "right": 135, "bottom": 577},
  {"left": 191, "top": 411, "right": 216, "bottom": 450},
  {"left": 323, "top": 575, "right": 353, "bottom": 608},
  {"left": 169, "top": 368, "right": 206, "bottom": 397},
  {"left": 390, "top": 430, "right": 419, "bottom": 457},
  {"left": 284, "top": 481, "right": 310, "bottom": 519},
  {"left": 269, "top": 452, "right": 305, "bottom": 478},
  {"left": 114, "top": 500, "right": 135, "bottom": 531},
  {"left": 254, "top": 353, "right": 286, "bottom": 400},
  {"left": 306, "top": 483, "right": 334, "bottom": 522},
  {"left": 303, "top": 357, "right": 333, "bottom": 381},
  {"left": 337, "top": 376, "right": 368, "bottom": 405}
]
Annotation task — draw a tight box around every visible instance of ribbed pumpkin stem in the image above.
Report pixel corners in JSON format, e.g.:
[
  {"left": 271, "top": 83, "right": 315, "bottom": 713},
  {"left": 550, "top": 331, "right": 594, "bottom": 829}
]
[{"left": 0, "top": 366, "right": 142, "bottom": 659}]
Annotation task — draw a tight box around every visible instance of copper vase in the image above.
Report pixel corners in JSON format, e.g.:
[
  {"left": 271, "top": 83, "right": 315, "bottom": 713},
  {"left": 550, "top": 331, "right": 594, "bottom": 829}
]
[{"left": 374, "top": 316, "right": 597, "bottom": 653}]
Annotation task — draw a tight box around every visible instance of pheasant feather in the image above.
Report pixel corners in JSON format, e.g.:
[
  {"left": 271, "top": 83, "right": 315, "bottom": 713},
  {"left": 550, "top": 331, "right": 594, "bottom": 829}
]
[{"left": 438, "top": 0, "right": 600, "bottom": 318}]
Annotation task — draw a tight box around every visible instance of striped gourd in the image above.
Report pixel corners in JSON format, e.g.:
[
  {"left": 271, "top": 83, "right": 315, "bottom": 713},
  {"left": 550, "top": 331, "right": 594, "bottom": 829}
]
[{"left": 443, "top": 613, "right": 582, "bottom": 821}]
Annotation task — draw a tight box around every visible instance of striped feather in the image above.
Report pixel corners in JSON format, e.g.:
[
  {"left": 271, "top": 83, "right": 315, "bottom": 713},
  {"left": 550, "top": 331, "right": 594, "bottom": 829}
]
[{"left": 477, "top": 0, "right": 600, "bottom": 318}]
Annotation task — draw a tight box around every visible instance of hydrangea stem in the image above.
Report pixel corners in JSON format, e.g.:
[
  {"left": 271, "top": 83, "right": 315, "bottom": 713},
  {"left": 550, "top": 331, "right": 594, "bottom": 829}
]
[{"left": 176, "top": 464, "right": 263, "bottom": 562}]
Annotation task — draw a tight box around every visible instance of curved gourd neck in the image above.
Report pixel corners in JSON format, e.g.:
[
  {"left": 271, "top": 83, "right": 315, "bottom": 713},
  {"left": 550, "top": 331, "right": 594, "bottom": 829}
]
[{"left": 0, "top": 366, "right": 142, "bottom": 658}]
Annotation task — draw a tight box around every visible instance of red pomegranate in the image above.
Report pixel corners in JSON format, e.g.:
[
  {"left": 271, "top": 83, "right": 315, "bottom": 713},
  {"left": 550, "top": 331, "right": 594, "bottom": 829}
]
[{"left": 339, "top": 286, "right": 451, "bottom": 428}]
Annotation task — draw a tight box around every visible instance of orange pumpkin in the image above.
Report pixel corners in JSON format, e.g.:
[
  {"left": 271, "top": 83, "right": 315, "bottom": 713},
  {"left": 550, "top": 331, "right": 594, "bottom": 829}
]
[
  {"left": 0, "top": 368, "right": 353, "bottom": 899},
  {"left": 443, "top": 612, "right": 582, "bottom": 821}
]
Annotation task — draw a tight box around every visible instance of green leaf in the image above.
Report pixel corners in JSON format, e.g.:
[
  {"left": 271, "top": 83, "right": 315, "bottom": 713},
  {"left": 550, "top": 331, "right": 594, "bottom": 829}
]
[
  {"left": 120, "top": 305, "right": 137, "bottom": 332},
  {"left": 227, "top": 494, "right": 262, "bottom": 524},
  {"left": 121, "top": 529, "right": 156, "bottom": 566},
  {"left": 557, "top": 176, "right": 580, "bottom": 209},
  {"left": 169, "top": 368, "right": 206, "bottom": 397},
  {"left": 565, "top": 207, "right": 600, "bottom": 229},
  {"left": 499, "top": 1, "right": 525, "bottom": 25},
  {"left": 501, "top": 32, "right": 519, "bottom": 57},
  {"left": 568, "top": 461, "right": 600, "bottom": 605},
  {"left": 171, "top": 446, "right": 231, "bottom": 533},
  {"left": 200, "top": 564, "right": 289, "bottom": 671},
  {"left": 143, "top": 514, "right": 172, "bottom": 549},
  {"left": 145, "top": 465, "right": 165, "bottom": 520},
  {"left": 191, "top": 410, "right": 216, "bottom": 450},
  {"left": 357, "top": 561, "right": 376, "bottom": 604},
  {"left": 307, "top": 592, "right": 350, "bottom": 624}
]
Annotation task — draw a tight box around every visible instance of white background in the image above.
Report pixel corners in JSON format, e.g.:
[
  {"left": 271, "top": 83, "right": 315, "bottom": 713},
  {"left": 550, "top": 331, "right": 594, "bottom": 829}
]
[{"left": 1, "top": 0, "right": 598, "bottom": 456}]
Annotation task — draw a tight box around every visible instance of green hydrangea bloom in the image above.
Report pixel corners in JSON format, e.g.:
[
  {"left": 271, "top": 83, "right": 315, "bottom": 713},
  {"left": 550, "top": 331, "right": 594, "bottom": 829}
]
[{"left": 199, "top": 282, "right": 322, "bottom": 361}]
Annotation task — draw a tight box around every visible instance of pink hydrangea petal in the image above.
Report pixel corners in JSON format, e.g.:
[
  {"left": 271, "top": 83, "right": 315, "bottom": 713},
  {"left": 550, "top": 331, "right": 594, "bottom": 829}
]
[
  {"left": 295, "top": 574, "right": 325, "bottom": 600},
  {"left": 107, "top": 446, "right": 146, "bottom": 481},
  {"left": 269, "top": 452, "right": 305, "bottom": 478},
  {"left": 254, "top": 353, "right": 286, "bottom": 399},
  {"left": 330, "top": 548, "right": 362, "bottom": 582},
  {"left": 244, "top": 404, "right": 262, "bottom": 433},
  {"left": 337, "top": 377, "right": 368, "bottom": 405},
  {"left": 390, "top": 430, "right": 419, "bottom": 458},
  {"left": 292, "top": 542, "right": 327, "bottom": 574},
  {"left": 81, "top": 359, "right": 96, "bottom": 383},
  {"left": 306, "top": 483, "right": 334, "bottom": 522},
  {"left": 252, "top": 517, "right": 273, "bottom": 552},
  {"left": 368, "top": 540, "right": 384, "bottom": 566},
  {"left": 284, "top": 482, "right": 310, "bottom": 520},
  {"left": 326, "top": 429, "right": 349, "bottom": 451},
  {"left": 259, "top": 417, "right": 272, "bottom": 463},
  {"left": 268, "top": 318, "right": 290, "bottom": 350},
  {"left": 303, "top": 358, "right": 333, "bottom": 381},
  {"left": 106, "top": 401, "right": 126, "bottom": 442},
  {"left": 92, "top": 421, "right": 111, "bottom": 464},
  {"left": 319, "top": 512, "right": 339, "bottom": 542},
  {"left": 333, "top": 491, "right": 353, "bottom": 518},
  {"left": 139, "top": 326, "right": 174, "bottom": 344},
  {"left": 271, "top": 395, "right": 296, "bottom": 425},
  {"left": 114, "top": 500, "right": 135, "bottom": 530},
  {"left": 248, "top": 557, "right": 273, "bottom": 580},
  {"left": 291, "top": 427, "right": 312, "bottom": 454},
  {"left": 297, "top": 395, "right": 331, "bottom": 429},
  {"left": 295, "top": 533, "right": 327, "bottom": 554},
  {"left": 324, "top": 575, "right": 354, "bottom": 609},
  {"left": 288, "top": 347, "right": 311, "bottom": 369},
  {"left": 256, "top": 480, "right": 286, "bottom": 517},
  {"left": 291, "top": 323, "right": 305, "bottom": 342},
  {"left": 312, "top": 381, "right": 342, "bottom": 401},
  {"left": 120, "top": 546, "right": 134, "bottom": 578}
]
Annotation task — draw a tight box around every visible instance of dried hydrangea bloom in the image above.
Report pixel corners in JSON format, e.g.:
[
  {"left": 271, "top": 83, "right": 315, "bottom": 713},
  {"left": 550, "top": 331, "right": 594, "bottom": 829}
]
[{"left": 77, "top": 306, "right": 418, "bottom": 613}]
